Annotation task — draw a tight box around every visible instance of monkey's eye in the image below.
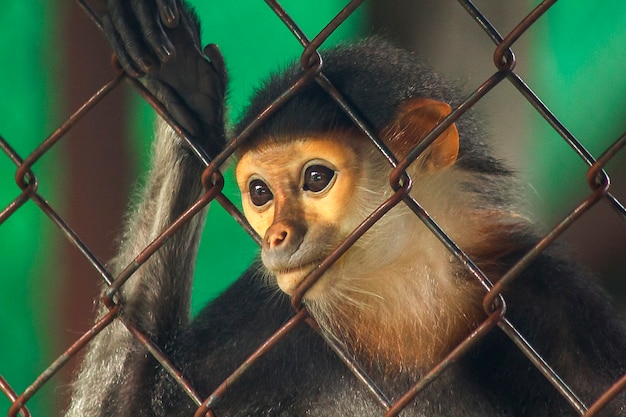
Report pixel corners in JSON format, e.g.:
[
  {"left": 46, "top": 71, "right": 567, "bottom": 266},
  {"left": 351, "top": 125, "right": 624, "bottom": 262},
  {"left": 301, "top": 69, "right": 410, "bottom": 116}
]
[
  {"left": 249, "top": 179, "right": 273, "bottom": 207},
  {"left": 303, "top": 164, "right": 336, "bottom": 193}
]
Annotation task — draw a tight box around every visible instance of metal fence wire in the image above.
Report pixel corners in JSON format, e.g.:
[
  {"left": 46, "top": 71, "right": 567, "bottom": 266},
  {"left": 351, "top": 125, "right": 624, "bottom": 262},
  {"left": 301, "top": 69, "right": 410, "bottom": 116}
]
[{"left": 1, "top": 0, "right": 626, "bottom": 416}]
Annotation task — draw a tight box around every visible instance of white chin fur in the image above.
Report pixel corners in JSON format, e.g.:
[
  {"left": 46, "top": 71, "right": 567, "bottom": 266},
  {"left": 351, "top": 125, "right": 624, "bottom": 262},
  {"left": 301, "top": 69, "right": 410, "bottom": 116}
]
[{"left": 275, "top": 267, "right": 328, "bottom": 299}]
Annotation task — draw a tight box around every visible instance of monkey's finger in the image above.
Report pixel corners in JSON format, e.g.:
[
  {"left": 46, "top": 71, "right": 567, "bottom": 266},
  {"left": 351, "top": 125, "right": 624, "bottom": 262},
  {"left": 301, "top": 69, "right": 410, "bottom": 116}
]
[
  {"left": 101, "top": 14, "right": 143, "bottom": 78},
  {"left": 204, "top": 44, "right": 228, "bottom": 86},
  {"left": 130, "top": 0, "right": 176, "bottom": 63},
  {"left": 155, "top": 0, "right": 179, "bottom": 28},
  {"left": 108, "top": 0, "right": 156, "bottom": 74},
  {"left": 192, "top": 56, "right": 226, "bottom": 126}
]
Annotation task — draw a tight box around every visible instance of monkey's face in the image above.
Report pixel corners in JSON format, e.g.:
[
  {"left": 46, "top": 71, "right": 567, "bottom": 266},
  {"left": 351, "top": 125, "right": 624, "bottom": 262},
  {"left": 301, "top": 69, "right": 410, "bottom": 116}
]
[{"left": 235, "top": 136, "right": 369, "bottom": 298}]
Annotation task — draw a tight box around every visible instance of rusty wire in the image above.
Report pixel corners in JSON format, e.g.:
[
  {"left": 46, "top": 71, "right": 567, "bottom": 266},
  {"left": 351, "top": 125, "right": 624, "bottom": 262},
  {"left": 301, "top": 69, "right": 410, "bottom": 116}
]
[{"left": 1, "top": 0, "right": 625, "bottom": 416}]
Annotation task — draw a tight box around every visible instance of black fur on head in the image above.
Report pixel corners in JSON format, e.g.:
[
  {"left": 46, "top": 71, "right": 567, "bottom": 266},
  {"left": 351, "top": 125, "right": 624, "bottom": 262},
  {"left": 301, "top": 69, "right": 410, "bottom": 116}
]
[{"left": 234, "top": 36, "right": 508, "bottom": 174}]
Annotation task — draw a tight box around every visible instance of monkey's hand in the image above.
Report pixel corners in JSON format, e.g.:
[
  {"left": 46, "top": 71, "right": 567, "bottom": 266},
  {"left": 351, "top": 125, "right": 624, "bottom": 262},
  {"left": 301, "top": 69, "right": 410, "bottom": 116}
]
[{"left": 95, "top": 0, "right": 227, "bottom": 156}]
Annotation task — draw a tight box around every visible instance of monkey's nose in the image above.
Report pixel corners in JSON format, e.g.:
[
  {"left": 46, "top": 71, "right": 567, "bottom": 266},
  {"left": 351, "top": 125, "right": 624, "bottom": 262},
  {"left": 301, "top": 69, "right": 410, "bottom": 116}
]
[
  {"left": 263, "top": 220, "right": 306, "bottom": 252},
  {"left": 266, "top": 229, "right": 288, "bottom": 249},
  {"left": 263, "top": 220, "right": 306, "bottom": 256}
]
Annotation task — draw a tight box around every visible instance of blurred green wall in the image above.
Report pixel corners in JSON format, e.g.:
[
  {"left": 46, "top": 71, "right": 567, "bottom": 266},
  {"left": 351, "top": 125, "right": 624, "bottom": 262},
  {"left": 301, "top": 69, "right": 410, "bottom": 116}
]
[
  {"left": 0, "top": 2, "right": 61, "bottom": 416},
  {"left": 1, "top": 1, "right": 624, "bottom": 416},
  {"left": 527, "top": 0, "right": 626, "bottom": 222}
]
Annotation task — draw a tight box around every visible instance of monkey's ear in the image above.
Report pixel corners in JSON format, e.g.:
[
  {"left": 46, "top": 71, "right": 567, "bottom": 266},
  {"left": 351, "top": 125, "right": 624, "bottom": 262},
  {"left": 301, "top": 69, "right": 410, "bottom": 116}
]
[{"left": 385, "top": 98, "right": 459, "bottom": 171}]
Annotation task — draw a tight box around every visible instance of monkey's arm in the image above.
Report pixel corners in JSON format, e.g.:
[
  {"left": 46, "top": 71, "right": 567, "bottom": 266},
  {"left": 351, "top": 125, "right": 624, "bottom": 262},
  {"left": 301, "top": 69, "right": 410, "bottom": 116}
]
[
  {"left": 65, "top": 123, "right": 211, "bottom": 416},
  {"left": 66, "top": 2, "right": 226, "bottom": 415}
]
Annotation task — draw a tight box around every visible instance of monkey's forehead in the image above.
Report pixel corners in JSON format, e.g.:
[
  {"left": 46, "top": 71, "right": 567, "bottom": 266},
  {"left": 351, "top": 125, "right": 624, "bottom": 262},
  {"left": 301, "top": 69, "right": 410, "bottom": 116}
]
[
  {"left": 234, "top": 37, "right": 457, "bottom": 140},
  {"left": 235, "top": 134, "right": 362, "bottom": 173},
  {"left": 235, "top": 127, "right": 366, "bottom": 157}
]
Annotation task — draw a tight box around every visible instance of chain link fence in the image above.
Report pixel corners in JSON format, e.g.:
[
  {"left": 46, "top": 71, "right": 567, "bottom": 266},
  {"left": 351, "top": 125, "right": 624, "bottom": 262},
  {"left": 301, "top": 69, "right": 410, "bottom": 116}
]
[{"left": 1, "top": 0, "right": 625, "bottom": 416}]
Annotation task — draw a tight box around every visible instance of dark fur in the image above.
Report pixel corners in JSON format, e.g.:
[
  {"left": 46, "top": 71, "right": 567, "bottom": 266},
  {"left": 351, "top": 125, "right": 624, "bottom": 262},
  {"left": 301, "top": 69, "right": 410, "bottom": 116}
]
[
  {"left": 237, "top": 38, "right": 507, "bottom": 176},
  {"left": 66, "top": 22, "right": 626, "bottom": 417}
]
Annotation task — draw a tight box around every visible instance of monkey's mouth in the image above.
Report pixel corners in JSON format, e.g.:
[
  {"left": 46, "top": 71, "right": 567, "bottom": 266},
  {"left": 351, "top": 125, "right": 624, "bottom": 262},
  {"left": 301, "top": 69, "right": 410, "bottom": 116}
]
[
  {"left": 272, "top": 259, "right": 325, "bottom": 296},
  {"left": 274, "top": 259, "right": 321, "bottom": 276}
]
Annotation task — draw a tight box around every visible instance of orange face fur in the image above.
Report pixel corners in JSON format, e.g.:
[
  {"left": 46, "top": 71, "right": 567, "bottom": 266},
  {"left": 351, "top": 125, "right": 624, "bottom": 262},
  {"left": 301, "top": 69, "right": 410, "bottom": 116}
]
[{"left": 236, "top": 136, "right": 366, "bottom": 297}]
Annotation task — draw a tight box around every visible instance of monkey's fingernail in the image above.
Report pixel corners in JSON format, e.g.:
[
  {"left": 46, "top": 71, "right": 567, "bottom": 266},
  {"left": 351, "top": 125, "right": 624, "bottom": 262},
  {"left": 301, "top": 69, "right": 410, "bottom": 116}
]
[
  {"left": 161, "top": 8, "right": 179, "bottom": 28},
  {"left": 158, "top": 44, "right": 174, "bottom": 61},
  {"left": 138, "top": 57, "right": 155, "bottom": 73}
]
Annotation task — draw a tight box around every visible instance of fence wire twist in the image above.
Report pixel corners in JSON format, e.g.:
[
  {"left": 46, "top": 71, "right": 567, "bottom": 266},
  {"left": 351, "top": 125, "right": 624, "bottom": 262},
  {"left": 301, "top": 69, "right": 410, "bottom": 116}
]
[{"left": 1, "top": 1, "right": 625, "bottom": 416}]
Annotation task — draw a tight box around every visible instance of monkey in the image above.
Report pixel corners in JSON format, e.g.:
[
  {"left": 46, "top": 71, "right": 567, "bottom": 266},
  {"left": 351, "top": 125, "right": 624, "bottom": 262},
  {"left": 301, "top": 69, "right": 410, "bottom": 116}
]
[{"left": 65, "top": 1, "right": 626, "bottom": 416}]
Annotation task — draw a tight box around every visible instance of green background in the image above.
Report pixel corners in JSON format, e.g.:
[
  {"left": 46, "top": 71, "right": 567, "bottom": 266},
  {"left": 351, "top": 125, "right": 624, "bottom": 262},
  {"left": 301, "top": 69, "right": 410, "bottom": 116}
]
[{"left": 1, "top": 1, "right": 624, "bottom": 415}]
